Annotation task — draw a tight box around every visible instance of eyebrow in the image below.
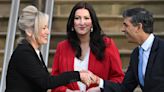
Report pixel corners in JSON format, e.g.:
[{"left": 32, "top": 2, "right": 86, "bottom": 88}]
[{"left": 75, "top": 15, "right": 90, "bottom": 17}]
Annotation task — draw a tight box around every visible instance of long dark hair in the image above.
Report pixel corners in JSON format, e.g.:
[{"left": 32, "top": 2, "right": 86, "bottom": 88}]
[{"left": 67, "top": 1, "right": 106, "bottom": 60}]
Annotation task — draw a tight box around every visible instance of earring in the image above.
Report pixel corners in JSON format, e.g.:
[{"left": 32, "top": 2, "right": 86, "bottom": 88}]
[
  {"left": 72, "top": 27, "right": 74, "bottom": 31},
  {"left": 91, "top": 27, "right": 93, "bottom": 32}
]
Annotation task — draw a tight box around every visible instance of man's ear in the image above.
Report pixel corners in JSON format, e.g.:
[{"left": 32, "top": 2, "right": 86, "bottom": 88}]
[
  {"left": 136, "top": 23, "right": 143, "bottom": 33},
  {"left": 25, "top": 28, "right": 33, "bottom": 37},
  {"left": 138, "top": 23, "right": 143, "bottom": 30}
]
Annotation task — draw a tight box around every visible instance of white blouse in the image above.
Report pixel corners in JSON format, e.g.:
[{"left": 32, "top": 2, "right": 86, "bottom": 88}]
[{"left": 74, "top": 48, "right": 90, "bottom": 91}]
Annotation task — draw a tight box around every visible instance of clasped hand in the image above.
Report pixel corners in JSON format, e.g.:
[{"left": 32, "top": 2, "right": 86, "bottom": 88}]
[{"left": 79, "top": 70, "right": 100, "bottom": 87}]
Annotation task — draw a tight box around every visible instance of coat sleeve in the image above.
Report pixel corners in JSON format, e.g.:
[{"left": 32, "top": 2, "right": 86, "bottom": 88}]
[
  {"left": 14, "top": 45, "right": 80, "bottom": 90},
  {"left": 104, "top": 80, "right": 122, "bottom": 92},
  {"left": 106, "top": 39, "right": 124, "bottom": 83},
  {"left": 104, "top": 61, "right": 138, "bottom": 92},
  {"left": 104, "top": 48, "right": 139, "bottom": 92},
  {"left": 51, "top": 43, "right": 69, "bottom": 92}
]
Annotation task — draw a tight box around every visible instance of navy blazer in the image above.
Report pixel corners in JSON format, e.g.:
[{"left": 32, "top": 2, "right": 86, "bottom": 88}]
[
  {"left": 104, "top": 36, "right": 164, "bottom": 92},
  {"left": 5, "top": 40, "right": 80, "bottom": 92}
]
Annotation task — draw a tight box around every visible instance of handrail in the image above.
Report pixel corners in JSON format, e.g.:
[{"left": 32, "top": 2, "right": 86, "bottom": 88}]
[
  {"left": 41, "top": 0, "right": 54, "bottom": 66},
  {"left": 0, "top": 0, "right": 20, "bottom": 92}
]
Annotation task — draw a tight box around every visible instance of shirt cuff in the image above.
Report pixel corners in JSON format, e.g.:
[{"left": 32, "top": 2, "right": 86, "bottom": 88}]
[{"left": 98, "top": 78, "right": 104, "bottom": 88}]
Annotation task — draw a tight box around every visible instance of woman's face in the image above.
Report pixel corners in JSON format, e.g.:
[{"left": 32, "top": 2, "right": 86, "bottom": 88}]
[
  {"left": 74, "top": 8, "right": 92, "bottom": 36},
  {"left": 36, "top": 24, "right": 49, "bottom": 45}
]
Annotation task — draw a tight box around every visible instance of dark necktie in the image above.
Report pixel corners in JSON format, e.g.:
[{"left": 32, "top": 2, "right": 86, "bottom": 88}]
[{"left": 138, "top": 47, "right": 144, "bottom": 86}]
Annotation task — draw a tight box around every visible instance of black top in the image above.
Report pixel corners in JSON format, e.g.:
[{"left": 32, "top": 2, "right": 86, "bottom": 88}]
[{"left": 5, "top": 40, "right": 80, "bottom": 92}]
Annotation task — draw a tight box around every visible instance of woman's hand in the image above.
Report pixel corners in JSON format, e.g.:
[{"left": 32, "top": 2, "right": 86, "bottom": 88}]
[
  {"left": 79, "top": 70, "right": 92, "bottom": 86},
  {"left": 66, "top": 89, "right": 81, "bottom": 92},
  {"left": 87, "top": 71, "right": 100, "bottom": 85},
  {"left": 86, "top": 87, "right": 101, "bottom": 92}
]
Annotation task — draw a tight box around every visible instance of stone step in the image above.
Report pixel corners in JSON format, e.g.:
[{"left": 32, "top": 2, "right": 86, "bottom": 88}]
[
  {"left": 51, "top": 15, "right": 164, "bottom": 33},
  {"left": 0, "top": 48, "right": 131, "bottom": 69},
  {"left": 0, "top": 0, "right": 34, "bottom": 33},
  {"left": 49, "top": 32, "right": 164, "bottom": 50},
  {"left": 0, "top": 16, "right": 8, "bottom": 32},
  {"left": 0, "top": 32, "right": 19, "bottom": 50},
  {"left": 1, "top": 0, "right": 164, "bottom": 15},
  {"left": 1, "top": 32, "right": 164, "bottom": 69},
  {"left": 0, "top": 0, "right": 33, "bottom": 17},
  {"left": 1, "top": 0, "right": 164, "bottom": 17},
  {"left": 49, "top": 32, "right": 137, "bottom": 50},
  {"left": 1, "top": 15, "right": 164, "bottom": 33},
  {"left": 0, "top": 32, "right": 133, "bottom": 69},
  {"left": 1, "top": 31, "right": 164, "bottom": 50},
  {"left": 46, "top": 49, "right": 132, "bottom": 69},
  {"left": 54, "top": 0, "right": 164, "bottom": 16},
  {"left": 0, "top": 50, "right": 4, "bottom": 68},
  {"left": 1, "top": 0, "right": 164, "bottom": 33}
]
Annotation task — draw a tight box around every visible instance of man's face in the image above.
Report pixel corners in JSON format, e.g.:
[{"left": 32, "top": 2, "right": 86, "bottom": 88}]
[{"left": 121, "top": 17, "right": 139, "bottom": 43}]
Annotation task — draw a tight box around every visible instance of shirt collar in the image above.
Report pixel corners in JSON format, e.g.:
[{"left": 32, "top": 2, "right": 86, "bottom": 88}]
[{"left": 140, "top": 33, "right": 154, "bottom": 51}]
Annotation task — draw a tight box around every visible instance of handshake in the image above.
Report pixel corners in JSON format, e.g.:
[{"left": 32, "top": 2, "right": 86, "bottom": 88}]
[{"left": 79, "top": 70, "right": 100, "bottom": 87}]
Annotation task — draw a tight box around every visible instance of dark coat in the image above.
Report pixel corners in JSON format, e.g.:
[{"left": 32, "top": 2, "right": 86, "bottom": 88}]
[
  {"left": 5, "top": 40, "right": 80, "bottom": 92},
  {"left": 104, "top": 37, "right": 164, "bottom": 92}
]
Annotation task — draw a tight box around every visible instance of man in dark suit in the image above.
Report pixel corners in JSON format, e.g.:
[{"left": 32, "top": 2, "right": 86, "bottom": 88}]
[{"left": 91, "top": 7, "right": 164, "bottom": 92}]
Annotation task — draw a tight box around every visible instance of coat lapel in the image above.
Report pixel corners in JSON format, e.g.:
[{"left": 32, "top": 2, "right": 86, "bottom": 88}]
[
  {"left": 67, "top": 47, "right": 75, "bottom": 71},
  {"left": 66, "top": 47, "right": 80, "bottom": 90},
  {"left": 88, "top": 51, "right": 95, "bottom": 73},
  {"left": 144, "top": 37, "right": 159, "bottom": 85},
  {"left": 134, "top": 48, "right": 139, "bottom": 78},
  {"left": 39, "top": 52, "right": 47, "bottom": 69},
  {"left": 22, "top": 39, "right": 48, "bottom": 72},
  {"left": 133, "top": 48, "right": 140, "bottom": 81}
]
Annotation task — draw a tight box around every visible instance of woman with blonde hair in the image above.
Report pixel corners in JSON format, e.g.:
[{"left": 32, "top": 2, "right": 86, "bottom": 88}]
[{"left": 5, "top": 5, "right": 91, "bottom": 92}]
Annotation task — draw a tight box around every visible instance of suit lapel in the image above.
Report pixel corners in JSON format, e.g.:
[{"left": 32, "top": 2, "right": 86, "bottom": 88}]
[
  {"left": 39, "top": 52, "right": 47, "bottom": 68},
  {"left": 23, "top": 39, "right": 47, "bottom": 68},
  {"left": 133, "top": 48, "right": 140, "bottom": 81},
  {"left": 144, "top": 37, "right": 159, "bottom": 84}
]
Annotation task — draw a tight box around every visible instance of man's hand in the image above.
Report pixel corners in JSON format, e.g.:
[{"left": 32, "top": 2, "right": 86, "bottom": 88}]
[
  {"left": 87, "top": 87, "right": 101, "bottom": 92},
  {"left": 66, "top": 89, "right": 81, "bottom": 92},
  {"left": 87, "top": 71, "right": 100, "bottom": 85},
  {"left": 80, "top": 70, "right": 101, "bottom": 86}
]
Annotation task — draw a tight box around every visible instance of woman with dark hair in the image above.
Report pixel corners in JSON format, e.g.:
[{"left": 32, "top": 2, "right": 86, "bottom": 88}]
[{"left": 51, "top": 1, "right": 124, "bottom": 92}]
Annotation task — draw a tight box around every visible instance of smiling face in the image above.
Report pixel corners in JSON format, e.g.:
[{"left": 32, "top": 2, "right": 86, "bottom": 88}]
[
  {"left": 36, "top": 23, "right": 49, "bottom": 45},
  {"left": 30, "top": 14, "right": 49, "bottom": 48},
  {"left": 121, "top": 17, "right": 139, "bottom": 43},
  {"left": 73, "top": 8, "right": 92, "bottom": 36}
]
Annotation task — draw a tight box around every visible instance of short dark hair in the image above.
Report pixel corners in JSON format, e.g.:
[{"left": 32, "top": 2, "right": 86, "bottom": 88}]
[
  {"left": 67, "top": 1, "right": 106, "bottom": 60},
  {"left": 122, "top": 7, "right": 154, "bottom": 33}
]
